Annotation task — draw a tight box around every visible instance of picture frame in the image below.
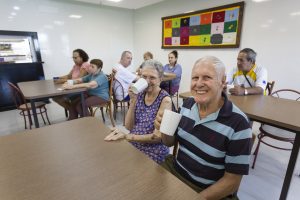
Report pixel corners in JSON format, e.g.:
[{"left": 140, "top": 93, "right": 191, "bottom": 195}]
[{"left": 161, "top": 2, "right": 244, "bottom": 49}]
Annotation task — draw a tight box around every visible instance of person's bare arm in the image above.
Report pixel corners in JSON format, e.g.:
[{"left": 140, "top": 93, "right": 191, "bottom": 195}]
[
  {"left": 199, "top": 172, "right": 242, "bottom": 200},
  {"left": 229, "top": 85, "right": 263, "bottom": 96}
]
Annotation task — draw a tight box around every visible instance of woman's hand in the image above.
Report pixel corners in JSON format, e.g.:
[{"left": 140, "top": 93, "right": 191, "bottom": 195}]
[
  {"left": 154, "top": 110, "right": 163, "bottom": 131},
  {"left": 104, "top": 128, "right": 126, "bottom": 141},
  {"left": 62, "top": 82, "right": 74, "bottom": 90},
  {"left": 128, "top": 84, "right": 138, "bottom": 100}
]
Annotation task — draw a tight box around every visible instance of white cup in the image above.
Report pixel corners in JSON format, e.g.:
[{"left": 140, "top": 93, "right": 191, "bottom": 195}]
[
  {"left": 131, "top": 78, "right": 148, "bottom": 94},
  {"left": 160, "top": 110, "right": 182, "bottom": 136},
  {"left": 67, "top": 80, "right": 74, "bottom": 86},
  {"left": 226, "top": 84, "right": 234, "bottom": 94}
]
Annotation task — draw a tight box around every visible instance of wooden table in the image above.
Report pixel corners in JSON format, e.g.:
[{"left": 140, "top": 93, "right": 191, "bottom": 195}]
[
  {"left": 0, "top": 117, "right": 200, "bottom": 200},
  {"left": 18, "top": 80, "right": 87, "bottom": 128},
  {"left": 179, "top": 91, "right": 300, "bottom": 200}
]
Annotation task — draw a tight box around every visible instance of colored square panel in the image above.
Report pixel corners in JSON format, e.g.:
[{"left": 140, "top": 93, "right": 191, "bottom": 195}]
[
  {"left": 199, "top": 35, "right": 211, "bottom": 45},
  {"left": 172, "top": 18, "right": 180, "bottom": 28},
  {"left": 180, "top": 27, "right": 189, "bottom": 37},
  {"left": 189, "top": 25, "right": 200, "bottom": 36},
  {"left": 172, "top": 37, "right": 180, "bottom": 46},
  {"left": 211, "top": 22, "right": 224, "bottom": 34},
  {"left": 199, "top": 24, "right": 211, "bottom": 35},
  {"left": 211, "top": 34, "right": 223, "bottom": 44},
  {"left": 200, "top": 13, "right": 212, "bottom": 24},
  {"left": 225, "top": 8, "right": 239, "bottom": 22},
  {"left": 181, "top": 17, "right": 190, "bottom": 27},
  {"left": 164, "top": 28, "right": 172, "bottom": 37},
  {"left": 223, "top": 32, "right": 236, "bottom": 44},
  {"left": 224, "top": 21, "right": 237, "bottom": 33},
  {"left": 212, "top": 11, "right": 225, "bottom": 23},
  {"left": 189, "top": 36, "right": 201, "bottom": 46},
  {"left": 180, "top": 36, "right": 189, "bottom": 45},
  {"left": 164, "top": 20, "right": 172, "bottom": 29},
  {"left": 172, "top": 28, "right": 180, "bottom": 37},
  {"left": 164, "top": 37, "right": 172, "bottom": 45},
  {"left": 190, "top": 15, "right": 200, "bottom": 26}
]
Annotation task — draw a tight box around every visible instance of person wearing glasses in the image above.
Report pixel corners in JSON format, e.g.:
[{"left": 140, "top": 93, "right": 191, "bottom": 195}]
[
  {"left": 226, "top": 48, "right": 268, "bottom": 96},
  {"left": 105, "top": 59, "right": 172, "bottom": 164},
  {"left": 52, "top": 49, "right": 90, "bottom": 110}
]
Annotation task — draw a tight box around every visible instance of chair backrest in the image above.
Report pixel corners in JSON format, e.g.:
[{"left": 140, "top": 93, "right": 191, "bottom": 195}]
[
  {"left": 7, "top": 82, "right": 27, "bottom": 109},
  {"left": 265, "top": 81, "right": 275, "bottom": 95},
  {"left": 106, "top": 74, "right": 114, "bottom": 101},
  {"left": 271, "top": 89, "right": 300, "bottom": 101},
  {"left": 112, "top": 76, "right": 127, "bottom": 102}
]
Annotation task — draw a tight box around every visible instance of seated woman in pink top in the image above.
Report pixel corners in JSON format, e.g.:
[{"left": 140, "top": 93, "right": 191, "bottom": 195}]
[{"left": 53, "top": 49, "right": 89, "bottom": 110}]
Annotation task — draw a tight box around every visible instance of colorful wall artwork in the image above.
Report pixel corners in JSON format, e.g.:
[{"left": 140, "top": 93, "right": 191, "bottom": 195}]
[{"left": 161, "top": 2, "right": 244, "bottom": 49}]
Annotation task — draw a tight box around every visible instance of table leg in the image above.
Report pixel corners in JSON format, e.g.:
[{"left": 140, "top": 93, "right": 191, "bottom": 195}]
[
  {"left": 279, "top": 133, "right": 300, "bottom": 200},
  {"left": 168, "top": 80, "right": 172, "bottom": 95},
  {"left": 30, "top": 100, "right": 39, "bottom": 128},
  {"left": 81, "top": 92, "right": 87, "bottom": 117}
]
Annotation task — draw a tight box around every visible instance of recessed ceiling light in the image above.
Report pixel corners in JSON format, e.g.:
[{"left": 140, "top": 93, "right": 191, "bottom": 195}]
[
  {"left": 252, "top": 0, "right": 271, "bottom": 2},
  {"left": 290, "top": 11, "right": 300, "bottom": 16},
  {"left": 107, "top": 0, "right": 122, "bottom": 2},
  {"left": 11, "top": 12, "right": 17, "bottom": 16},
  {"left": 13, "top": 6, "right": 20, "bottom": 10},
  {"left": 69, "top": 15, "right": 82, "bottom": 19}
]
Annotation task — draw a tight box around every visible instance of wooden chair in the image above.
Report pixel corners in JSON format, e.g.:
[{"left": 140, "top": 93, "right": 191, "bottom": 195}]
[
  {"left": 89, "top": 74, "right": 115, "bottom": 127},
  {"left": 265, "top": 81, "right": 275, "bottom": 95},
  {"left": 8, "top": 82, "right": 51, "bottom": 129},
  {"left": 252, "top": 89, "right": 300, "bottom": 169},
  {"left": 112, "top": 77, "right": 130, "bottom": 126}
]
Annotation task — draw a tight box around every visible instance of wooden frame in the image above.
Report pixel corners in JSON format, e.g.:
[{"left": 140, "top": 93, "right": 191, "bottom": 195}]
[{"left": 161, "top": 2, "right": 244, "bottom": 49}]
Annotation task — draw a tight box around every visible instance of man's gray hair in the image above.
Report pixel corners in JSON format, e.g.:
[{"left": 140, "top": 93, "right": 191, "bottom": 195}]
[
  {"left": 240, "top": 48, "right": 257, "bottom": 63},
  {"left": 141, "top": 59, "right": 164, "bottom": 78},
  {"left": 121, "top": 50, "right": 132, "bottom": 59},
  {"left": 194, "top": 56, "right": 226, "bottom": 81}
]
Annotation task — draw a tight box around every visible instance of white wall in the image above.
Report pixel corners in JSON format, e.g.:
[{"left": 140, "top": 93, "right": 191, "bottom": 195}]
[
  {"left": 134, "top": 0, "right": 300, "bottom": 93},
  {"left": 1, "top": 0, "right": 300, "bottom": 92},
  {"left": 0, "top": 0, "right": 134, "bottom": 78}
]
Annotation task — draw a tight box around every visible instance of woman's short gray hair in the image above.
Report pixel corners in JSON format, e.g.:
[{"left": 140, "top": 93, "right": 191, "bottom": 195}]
[
  {"left": 141, "top": 59, "right": 164, "bottom": 79},
  {"left": 194, "top": 56, "right": 225, "bottom": 81}
]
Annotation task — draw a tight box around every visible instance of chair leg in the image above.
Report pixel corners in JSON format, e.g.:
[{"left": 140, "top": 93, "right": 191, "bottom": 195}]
[
  {"left": 44, "top": 107, "right": 51, "bottom": 125},
  {"left": 122, "top": 102, "right": 126, "bottom": 126},
  {"left": 21, "top": 111, "right": 27, "bottom": 129},
  {"left": 27, "top": 110, "right": 33, "bottom": 129},
  {"left": 64, "top": 108, "right": 68, "bottom": 118},
  {"left": 39, "top": 108, "right": 47, "bottom": 125},
  {"left": 252, "top": 133, "right": 263, "bottom": 169},
  {"left": 100, "top": 107, "right": 105, "bottom": 123},
  {"left": 108, "top": 106, "right": 115, "bottom": 127}
]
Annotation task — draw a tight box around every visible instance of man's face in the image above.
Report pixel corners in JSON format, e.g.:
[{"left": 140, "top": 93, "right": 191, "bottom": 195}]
[
  {"left": 237, "top": 52, "right": 253, "bottom": 72},
  {"left": 121, "top": 52, "right": 132, "bottom": 68},
  {"left": 190, "top": 61, "right": 224, "bottom": 107}
]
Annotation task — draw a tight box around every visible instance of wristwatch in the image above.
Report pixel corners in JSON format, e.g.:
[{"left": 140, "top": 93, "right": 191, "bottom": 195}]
[{"left": 244, "top": 89, "right": 248, "bottom": 95}]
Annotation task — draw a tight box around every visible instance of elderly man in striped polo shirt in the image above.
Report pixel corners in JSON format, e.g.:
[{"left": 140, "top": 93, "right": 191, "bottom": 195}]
[{"left": 158, "top": 56, "right": 252, "bottom": 200}]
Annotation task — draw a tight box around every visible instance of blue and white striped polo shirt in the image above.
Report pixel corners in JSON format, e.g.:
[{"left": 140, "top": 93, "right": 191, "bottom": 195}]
[{"left": 175, "top": 94, "right": 252, "bottom": 188}]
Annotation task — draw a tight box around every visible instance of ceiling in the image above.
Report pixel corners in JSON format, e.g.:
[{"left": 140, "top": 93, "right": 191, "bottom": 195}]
[{"left": 66, "top": 0, "right": 165, "bottom": 9}]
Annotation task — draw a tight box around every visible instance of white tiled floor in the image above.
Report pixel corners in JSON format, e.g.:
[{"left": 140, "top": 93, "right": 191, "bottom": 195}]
[{"left": 0, "top": 101, "right": 299, "bottom": 199}]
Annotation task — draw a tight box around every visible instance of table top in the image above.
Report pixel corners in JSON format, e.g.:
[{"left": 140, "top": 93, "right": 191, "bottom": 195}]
[
  {"left": 0, "top": 117, "right": 200, "bottom": 200},
  {"left": 179, "top": 91, "right": 300, "bottom": 132},
  {"left": 18, "top": 80, "right": 86, "bottom": 99}
]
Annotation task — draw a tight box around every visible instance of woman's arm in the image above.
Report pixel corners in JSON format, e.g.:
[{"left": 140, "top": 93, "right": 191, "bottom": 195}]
[
  {"left": 125, "top": 86, "right": 137, "bottom": 130},
  {"left": 126, "top": 96, "right": 172, "bottom": 143}
]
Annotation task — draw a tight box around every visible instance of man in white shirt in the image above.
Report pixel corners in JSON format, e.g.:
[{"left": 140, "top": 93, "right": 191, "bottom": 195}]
[
  {"left": 113, "top": 51, "right": 138, "bottom": 101},
  {"left": 227, "top": 48, "right": 268, "bottom": 96}
]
